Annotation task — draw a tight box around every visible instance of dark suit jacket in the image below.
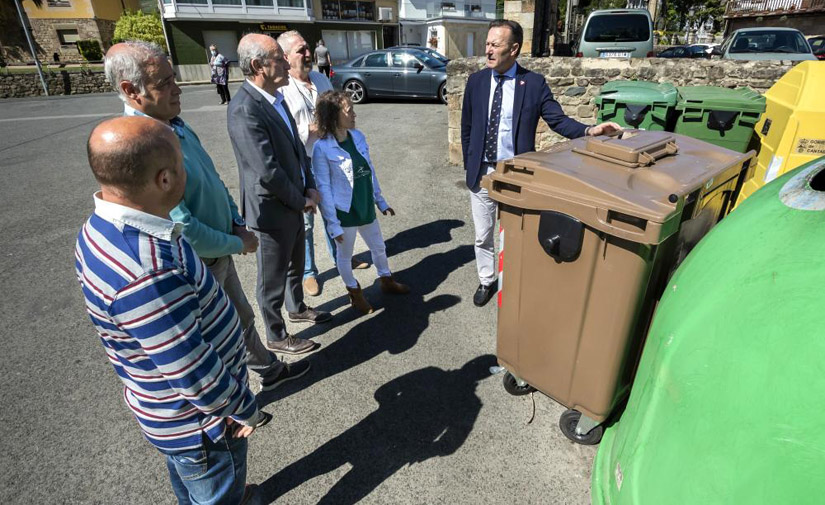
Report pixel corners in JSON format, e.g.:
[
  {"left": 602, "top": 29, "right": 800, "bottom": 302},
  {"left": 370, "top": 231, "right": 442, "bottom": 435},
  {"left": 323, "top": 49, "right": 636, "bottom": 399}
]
[
  {"left": 460, "top": 64, "right": 590, "bottom": 188},
  {"left": 227, "top": 81, "right": 316, "bottom": 230}
]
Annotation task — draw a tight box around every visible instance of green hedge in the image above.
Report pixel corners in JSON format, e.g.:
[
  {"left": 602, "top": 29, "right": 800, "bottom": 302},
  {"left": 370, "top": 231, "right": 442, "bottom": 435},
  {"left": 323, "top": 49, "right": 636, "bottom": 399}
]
[{"left": 77, "top": 39, "right": 103, "bottom": 61}]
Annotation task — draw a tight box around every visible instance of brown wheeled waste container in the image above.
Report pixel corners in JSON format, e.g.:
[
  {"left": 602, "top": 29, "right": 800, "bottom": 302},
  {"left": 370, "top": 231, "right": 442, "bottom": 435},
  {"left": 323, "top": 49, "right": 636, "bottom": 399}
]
[{"left": 481, "top": 130, "right": 755, "bottom": 445}]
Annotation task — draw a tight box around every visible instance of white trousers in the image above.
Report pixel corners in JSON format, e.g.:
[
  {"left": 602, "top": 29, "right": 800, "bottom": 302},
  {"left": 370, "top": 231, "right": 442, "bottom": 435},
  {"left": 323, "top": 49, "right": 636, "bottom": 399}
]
[
  {"left": 470, "top": 164, "right": 498, "bottom": 287},
  {"left": 336, "top": 219, "right": 392, "bottom": 289}
]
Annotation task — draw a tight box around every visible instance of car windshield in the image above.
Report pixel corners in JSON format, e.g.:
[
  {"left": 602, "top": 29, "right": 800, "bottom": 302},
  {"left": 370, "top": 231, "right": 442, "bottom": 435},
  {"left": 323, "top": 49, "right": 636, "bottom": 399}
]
[
  {"left": 584, "top": 13, "right": 650, "bottom": 43},
  {"left": 411, "top": 50, "right": 446, "bottom": 67},
  {"left": 427, "top": 49, "right": 449, "bottom": 62},
  {"left": 810, "top": 38, "right": 824, "bottom": 51},
  {"left": 730, "top": 30, "right": 810, "bottom": 53}
]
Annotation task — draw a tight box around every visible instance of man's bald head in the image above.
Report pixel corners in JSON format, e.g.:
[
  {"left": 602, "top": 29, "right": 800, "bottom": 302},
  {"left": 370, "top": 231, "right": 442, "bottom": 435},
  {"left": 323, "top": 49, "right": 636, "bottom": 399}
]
[
  {"left": 87, "top": 116, "right": 181, "bottom": 194},
  {"left": 238, "top": 33, "right": 282, "bottom": 75}
]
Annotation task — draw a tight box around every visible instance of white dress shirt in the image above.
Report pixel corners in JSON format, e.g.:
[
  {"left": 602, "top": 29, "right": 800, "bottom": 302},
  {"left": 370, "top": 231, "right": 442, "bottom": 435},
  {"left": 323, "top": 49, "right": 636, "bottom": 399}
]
[
  {"left": 485, "top": 62, "right": 517, "bottom": 163},
  {"left": 282, "top": 71, "right": 334, "bottom": 158}
]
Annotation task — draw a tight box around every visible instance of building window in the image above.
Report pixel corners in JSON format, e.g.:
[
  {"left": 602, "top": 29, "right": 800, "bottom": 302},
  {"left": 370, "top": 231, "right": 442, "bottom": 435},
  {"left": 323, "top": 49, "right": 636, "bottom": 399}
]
[
  {"left": 277, "top": 0, "right": 304, "bottom": 7},
  {"left": 321, "top": 0, "right": 375, "bottom": 20},
  {"left": 246, "top": 0, "right": 275, "bottom": 5},
  {"left": 57, "top": 29, "right": 80, "bottom": 45},
  {"left": 47, "top": 0, "right": 72, "bottom": 6}
]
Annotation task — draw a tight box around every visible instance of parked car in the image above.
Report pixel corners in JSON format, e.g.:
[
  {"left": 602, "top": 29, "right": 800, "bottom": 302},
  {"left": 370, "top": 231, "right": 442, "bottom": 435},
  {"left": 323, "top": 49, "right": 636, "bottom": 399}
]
[
  {"left": 575, "top": 9, "right": 654, "bottom": 58},
  {"left": 656, "top": 45, "right": 710, "bottom": 58},
  {"left": 713, "top": 28, "right": 817, "bottom": 61},
  {"left": 330, "top": 48, "right": 447, "bottom": 105},
  {"left": 388, "top": 45, "right": 450, "bottom": 63},
  {"left": 808, "top": 35, "right": 825, "bottom": 60}
]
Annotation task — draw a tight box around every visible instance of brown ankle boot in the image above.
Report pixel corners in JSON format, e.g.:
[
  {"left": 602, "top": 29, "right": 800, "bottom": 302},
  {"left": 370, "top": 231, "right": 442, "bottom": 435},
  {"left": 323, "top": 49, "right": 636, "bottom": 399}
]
[
  {"left": 347, "top": 284, "right": 374, "bottom": 314},
  {"left": 379, "top": 275, "right": 410, "bottom": 294}
]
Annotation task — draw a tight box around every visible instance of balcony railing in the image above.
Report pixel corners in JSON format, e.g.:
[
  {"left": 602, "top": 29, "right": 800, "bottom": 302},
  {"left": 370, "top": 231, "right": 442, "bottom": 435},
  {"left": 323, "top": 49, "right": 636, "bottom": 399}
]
[
  {"left": 163, "top": 0, "right": 311, "bottom": 20},
  {"left": 725, "top": 0, "right": 825, "bottom": 16}
]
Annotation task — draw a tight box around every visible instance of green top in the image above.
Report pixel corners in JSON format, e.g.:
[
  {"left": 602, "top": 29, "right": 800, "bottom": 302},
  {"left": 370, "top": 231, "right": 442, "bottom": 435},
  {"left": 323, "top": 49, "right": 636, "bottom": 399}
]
[
  {"left": 336, "top": 132, "right": 376, "bottom": 227},
  {"left": 597, "top": 81, "right": 678, "bottom": 106},
  {"left": 675, "top": 85, "right": 766, "bottom": 113}
]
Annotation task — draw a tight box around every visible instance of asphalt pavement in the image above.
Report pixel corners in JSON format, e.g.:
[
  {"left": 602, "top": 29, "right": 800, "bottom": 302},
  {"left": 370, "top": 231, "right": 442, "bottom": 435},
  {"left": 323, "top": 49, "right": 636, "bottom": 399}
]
[{"left": 0, "top": 85, "right": 595, "bottom": 504}]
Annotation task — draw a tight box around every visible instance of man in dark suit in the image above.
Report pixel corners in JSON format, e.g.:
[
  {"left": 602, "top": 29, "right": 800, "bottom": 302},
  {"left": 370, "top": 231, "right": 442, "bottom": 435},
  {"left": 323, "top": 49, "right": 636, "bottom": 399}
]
[
  {"left": 228, "top": 33, "right": 331, "bottom": 355},
  {"left": 461, "top": 20, "right": 621, "bottom": 307}
]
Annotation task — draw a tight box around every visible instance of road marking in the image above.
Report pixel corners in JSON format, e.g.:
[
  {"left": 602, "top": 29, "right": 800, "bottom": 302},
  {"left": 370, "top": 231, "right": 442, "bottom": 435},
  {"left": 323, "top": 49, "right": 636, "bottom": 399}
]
[{"left": 0, "top": 105, "right": 227, "bottom": 123}]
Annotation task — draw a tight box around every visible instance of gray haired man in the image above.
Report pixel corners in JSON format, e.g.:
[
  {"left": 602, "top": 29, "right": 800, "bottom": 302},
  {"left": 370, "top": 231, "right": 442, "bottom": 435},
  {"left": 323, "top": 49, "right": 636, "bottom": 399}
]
[
  {"left": 227, "top": 34, "right": 331, "bottom": 356},
  {"left": 103, "top": 41, "right": 311, "bottom": 390}
]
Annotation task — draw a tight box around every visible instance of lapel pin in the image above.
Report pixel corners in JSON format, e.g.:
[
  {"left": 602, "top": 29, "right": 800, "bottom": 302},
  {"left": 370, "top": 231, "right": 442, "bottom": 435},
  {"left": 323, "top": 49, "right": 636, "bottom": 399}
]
[{"left": 519, "top": 80, "right": 525, "bottom": 86}]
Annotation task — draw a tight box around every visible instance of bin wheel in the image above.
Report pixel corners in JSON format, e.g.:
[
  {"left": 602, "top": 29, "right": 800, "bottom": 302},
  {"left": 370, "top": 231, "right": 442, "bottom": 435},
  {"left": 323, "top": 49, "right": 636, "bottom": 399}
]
[
  {"left": 502, "top": 372, "right": 535, "bottom": 396},
  {"left": 559, "top": 409, "right": 603, "bottom": 445}
]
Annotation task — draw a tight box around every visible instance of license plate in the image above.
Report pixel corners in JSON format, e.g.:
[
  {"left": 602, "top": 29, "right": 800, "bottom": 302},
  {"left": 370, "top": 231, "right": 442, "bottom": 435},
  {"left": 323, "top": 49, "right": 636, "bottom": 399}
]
[{"left": 600, "top": 51, "right": 631, "bottom": 58}]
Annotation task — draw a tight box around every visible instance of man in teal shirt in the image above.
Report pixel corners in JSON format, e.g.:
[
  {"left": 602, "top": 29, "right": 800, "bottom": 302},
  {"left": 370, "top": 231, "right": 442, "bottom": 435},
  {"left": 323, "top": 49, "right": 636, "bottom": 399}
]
[{"left": 104, "top": 40, "right": 310, "bottom": 391}]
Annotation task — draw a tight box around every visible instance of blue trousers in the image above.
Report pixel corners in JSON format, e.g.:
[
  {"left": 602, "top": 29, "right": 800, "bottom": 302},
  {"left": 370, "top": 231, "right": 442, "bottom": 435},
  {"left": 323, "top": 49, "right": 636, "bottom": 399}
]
[
  {"left": 165, "top": 434, "right": 248, "bottom": 505},
  {"left": 303, "top": 211, "right": 337, "bottom": 280}
]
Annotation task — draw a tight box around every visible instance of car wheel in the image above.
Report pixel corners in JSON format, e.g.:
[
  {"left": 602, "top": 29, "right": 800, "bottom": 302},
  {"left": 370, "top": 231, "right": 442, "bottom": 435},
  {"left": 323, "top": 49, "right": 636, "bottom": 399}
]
[
  {"left": 438, "top": 82, "right": 447, "bottom": 105},
  {"left": 344, "top": 80, "right": 367, "bottom": 104}
]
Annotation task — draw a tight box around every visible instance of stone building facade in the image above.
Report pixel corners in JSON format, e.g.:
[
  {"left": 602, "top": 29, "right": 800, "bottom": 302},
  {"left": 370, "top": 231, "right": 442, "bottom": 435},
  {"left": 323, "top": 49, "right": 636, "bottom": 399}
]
[{"left": 446, "top": 57, "right": 797, "bottom": 164}]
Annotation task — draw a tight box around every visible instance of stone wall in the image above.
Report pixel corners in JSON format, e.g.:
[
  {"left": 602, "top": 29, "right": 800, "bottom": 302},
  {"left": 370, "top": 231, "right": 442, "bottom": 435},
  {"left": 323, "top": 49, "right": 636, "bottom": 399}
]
[
  {"left": 27, "top": 17, "right": 106, "bottom": 63},
  {"left": 0, "top": 70, "right": 109, "bottom": 99},
  {"left": 445, "top": 57, "right": 796, "bottom": 164}
]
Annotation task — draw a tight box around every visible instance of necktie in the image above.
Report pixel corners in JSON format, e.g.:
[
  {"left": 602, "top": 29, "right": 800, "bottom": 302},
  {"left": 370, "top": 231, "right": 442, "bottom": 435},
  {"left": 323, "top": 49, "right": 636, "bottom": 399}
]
[{"left": 484, "top": 74, "right": 506, "bottom": 163}]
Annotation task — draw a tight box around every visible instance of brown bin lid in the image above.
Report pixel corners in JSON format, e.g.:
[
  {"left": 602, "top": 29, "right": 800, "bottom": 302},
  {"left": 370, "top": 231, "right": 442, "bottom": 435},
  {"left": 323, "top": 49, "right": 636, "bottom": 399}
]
[{"left": 483, "top": 130, "right": 755, "bottom": 244}]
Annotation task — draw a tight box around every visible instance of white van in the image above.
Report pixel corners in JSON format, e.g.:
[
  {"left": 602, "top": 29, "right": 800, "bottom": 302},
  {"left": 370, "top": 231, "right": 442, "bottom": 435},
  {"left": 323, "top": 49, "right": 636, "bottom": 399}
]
[{"left": 576, "top": 9, "right": 654, "bottom": 58}]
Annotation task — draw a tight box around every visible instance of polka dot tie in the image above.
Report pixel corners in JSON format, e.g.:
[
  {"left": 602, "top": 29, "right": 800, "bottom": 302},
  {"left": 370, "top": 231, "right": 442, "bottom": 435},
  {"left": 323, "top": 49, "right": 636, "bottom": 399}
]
[{"left": 484, "top": 74, "right": 507, "bottom": 163}]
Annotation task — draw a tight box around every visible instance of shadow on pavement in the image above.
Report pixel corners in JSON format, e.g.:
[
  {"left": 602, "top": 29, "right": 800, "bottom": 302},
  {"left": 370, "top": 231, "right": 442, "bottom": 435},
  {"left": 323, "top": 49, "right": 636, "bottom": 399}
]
[
  {"left": 315, "top": 218, "right": 465, "bottom": 286},
  {"left": 257, "top": 243, "right": 474, "bottom": 407},
  {"left": 258, "top": 354, "right": 496, "bottom": 504}
]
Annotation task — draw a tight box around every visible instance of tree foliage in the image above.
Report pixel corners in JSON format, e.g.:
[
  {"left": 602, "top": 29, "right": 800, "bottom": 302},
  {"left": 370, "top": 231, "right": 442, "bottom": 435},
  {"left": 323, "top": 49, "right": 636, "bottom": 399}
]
[
  {"left": 113, "top": 10, "right": 167, "bottom": 51},
  {"left": 77, "top": 39, "right": 103, "bottom": 61},
  {"left": 662, "top": 0, "right": 725, "bottom": 33}
]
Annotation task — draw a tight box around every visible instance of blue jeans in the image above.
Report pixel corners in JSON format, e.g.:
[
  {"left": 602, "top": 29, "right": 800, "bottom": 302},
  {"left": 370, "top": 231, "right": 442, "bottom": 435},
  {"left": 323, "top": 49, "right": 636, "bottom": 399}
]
[
  {"left": 304, "top": 211, "right": 337, "bottom": 279},
  {"left": 166, "top": 434, "right": 248, "bottom": 505}
]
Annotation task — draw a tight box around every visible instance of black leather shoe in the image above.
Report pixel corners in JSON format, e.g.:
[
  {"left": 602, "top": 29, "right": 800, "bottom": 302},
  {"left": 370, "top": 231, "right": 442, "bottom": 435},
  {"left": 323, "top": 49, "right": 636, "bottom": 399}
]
[
  {"left": 265, "top": 335, "right": 317, "bottom": 355},
  {"left": 260, "top": 360, "right": 311, "bottom": 391},
  {"left": 288, "top": 306, "right": 332, "bottom": 324},
  {"left": 473, "top": 283, "right": 496, "bottom": 307}
]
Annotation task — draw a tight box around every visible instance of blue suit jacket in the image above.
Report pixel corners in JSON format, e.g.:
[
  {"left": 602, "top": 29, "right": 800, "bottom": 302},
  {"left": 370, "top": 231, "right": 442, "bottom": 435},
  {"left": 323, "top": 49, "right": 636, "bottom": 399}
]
[{"left": 460, "top": 64, "right": 589, "bottom": 188}]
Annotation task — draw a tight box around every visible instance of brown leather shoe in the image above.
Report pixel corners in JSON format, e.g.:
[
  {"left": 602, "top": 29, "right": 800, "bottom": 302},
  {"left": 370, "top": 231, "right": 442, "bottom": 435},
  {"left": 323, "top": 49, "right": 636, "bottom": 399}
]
[
  {"left": 265, "top": 335, "right": 317, "bottom": 355},
  {"left": 379, "top": 275, "right": 410, "bottom": 294},
  {"left": 303, "top": 276, "right": 320, "bottom": 297},
  {"left": 351, "top": 258, "right": 370, "bottom": 270},
  {"left": 288, "top": 306, "right": 332, "bottom": 324},
  {"left": 347, "top": 283, "right": 374, "bottom": 314}
]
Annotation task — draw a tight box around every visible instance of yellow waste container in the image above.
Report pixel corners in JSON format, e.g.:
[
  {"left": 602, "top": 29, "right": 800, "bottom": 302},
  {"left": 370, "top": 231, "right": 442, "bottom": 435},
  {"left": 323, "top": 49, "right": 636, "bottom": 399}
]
[{"left": 737, "top": 61, "right": 825, "bottom": 205}]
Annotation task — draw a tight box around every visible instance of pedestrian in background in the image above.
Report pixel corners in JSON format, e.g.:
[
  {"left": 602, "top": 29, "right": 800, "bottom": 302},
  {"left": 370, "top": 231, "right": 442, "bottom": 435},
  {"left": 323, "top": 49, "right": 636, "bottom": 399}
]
[
  {"left": 312, "top": 90, "right": 410, "bottom": 314},
  {"left": 279, "top": 30, "right": 368, "bottom": 298},
  {"left": 210, "top": 44, "right": 231, "bottom": 104},
  {"left": 461, "top": 19, "right": 621, "bottom": 307},
  {"left": 314, "top": 39, "right": 332, "bottom": 79},
  {"left": 104, "top": 40, "right": 311, "bottom": 392},
  {"left": 75, "top": 115, "right": 270, "bottom": 504},
  {"left": 228, "top": 34, "right": 332, "bottom": 356}
]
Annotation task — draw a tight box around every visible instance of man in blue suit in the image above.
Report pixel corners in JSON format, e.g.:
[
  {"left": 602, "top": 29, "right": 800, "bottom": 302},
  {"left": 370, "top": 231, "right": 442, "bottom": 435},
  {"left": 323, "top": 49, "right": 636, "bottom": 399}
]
[{"left": 461, "top": 19, "right": 621, "bottom": 307}]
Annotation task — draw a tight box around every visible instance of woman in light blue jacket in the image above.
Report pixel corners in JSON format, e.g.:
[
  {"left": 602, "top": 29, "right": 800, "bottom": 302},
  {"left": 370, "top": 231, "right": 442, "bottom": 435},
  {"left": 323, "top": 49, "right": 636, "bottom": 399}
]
[{"left": 312, "top": 91, "right": 410, "bottom": 314}]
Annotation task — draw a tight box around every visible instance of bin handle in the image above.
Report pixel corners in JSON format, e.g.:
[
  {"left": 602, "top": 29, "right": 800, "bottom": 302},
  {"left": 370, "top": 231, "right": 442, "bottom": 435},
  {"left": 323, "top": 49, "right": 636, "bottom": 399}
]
[{"left": 594, "top": 208, "right": 650, "bottom": 242}]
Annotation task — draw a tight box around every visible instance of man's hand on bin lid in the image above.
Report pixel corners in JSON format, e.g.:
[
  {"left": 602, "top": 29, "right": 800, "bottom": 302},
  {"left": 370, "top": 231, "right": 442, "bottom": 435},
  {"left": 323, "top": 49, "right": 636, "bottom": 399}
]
[{"left": 586, "top": 122, "right": 623, "bottom": 137}]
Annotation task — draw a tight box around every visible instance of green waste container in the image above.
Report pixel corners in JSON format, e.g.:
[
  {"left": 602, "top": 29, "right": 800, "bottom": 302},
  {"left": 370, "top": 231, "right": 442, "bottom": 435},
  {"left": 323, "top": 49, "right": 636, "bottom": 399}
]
[
  {"left": 673, "top": 86, "right": 766, "bottom": 153},
  {"left": 591, "top": 155, "right": 825, "bottom": 504},
  {"left": 596, "top": 81, "right": 677, "bottom": 131}
]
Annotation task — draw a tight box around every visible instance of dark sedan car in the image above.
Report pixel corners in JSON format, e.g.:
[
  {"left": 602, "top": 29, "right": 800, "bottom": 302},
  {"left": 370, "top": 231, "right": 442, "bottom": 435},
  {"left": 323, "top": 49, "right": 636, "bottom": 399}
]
[
  {"left": 330, "top": 48, "right": 447, "bottom": 104},
  {"left": 656, "top": 45, "right": 710, "bottom": 58},
  {"left": 808, "top": 35, "right": 825, "bottom": 60}
]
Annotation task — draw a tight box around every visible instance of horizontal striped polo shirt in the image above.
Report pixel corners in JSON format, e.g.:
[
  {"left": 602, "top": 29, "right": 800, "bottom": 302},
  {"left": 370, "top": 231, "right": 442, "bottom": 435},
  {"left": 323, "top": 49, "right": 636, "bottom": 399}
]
[{"left": 75, "top": 193, "right": 260, "bottom": 454}]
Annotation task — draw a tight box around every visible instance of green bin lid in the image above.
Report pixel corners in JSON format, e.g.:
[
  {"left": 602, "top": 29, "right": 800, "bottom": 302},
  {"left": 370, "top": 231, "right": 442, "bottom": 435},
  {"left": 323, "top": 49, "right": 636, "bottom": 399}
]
[
  {"left": 597, "top": 81, "right": 677, "bottom": 106},
  {"left": 675, "top": 86, "right": 766, "bottom": 113}
]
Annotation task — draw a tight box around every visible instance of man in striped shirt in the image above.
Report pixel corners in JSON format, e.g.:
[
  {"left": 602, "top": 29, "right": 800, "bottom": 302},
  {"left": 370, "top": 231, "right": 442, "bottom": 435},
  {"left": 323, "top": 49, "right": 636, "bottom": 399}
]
[{"left": 75, "top": 116, "right": 269, "bottom": 504}]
